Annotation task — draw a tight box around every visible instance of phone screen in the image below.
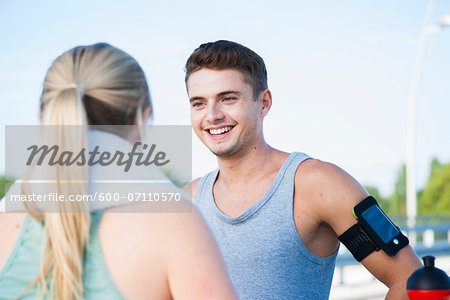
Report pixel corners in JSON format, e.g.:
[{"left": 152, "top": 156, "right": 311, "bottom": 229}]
[{"left": 361, "top": 205, "right": 400, "bottom": 243}]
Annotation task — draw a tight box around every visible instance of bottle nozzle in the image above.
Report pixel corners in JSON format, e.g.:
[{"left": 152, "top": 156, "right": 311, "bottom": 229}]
[{"left": 423, "top": 256, "right": 435, "bottom": 268}]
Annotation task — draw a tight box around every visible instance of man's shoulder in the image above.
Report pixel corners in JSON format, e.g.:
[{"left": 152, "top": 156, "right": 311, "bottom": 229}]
[
  {"left": 294, "top": 158, "right": 344, "bottom": 187},
  {"left": 293, "top": 158, "right": 367, "bottom": 210},
  {"left": 183, "top": 178, "right": 201, "bottom": 199},
  {"left": 183, "top": 168, "right": 220, "bottom": 200}
]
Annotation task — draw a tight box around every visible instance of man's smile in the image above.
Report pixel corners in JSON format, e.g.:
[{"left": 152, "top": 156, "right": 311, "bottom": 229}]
[{"left": 204, "top": 125, "right": 235, "bottom": 139}]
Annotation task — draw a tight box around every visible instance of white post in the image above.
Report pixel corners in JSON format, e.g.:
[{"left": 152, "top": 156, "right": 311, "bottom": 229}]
[
  {"left": 423, "top": 229, "right": 435, "bottom": 248},
  {"left": 406, "top": 0, "right": 436, "bottom": 244}
]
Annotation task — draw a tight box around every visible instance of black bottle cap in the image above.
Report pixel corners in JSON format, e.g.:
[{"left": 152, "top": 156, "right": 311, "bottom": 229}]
[
  {"left": 423, "top": 256, "right": 435, "bottom": 268},
  {"left": 407, "top": 256, "right": 450, "bottom": 291}
]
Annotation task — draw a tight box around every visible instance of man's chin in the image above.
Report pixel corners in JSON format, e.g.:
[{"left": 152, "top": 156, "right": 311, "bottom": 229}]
[{"left": 209, "top": 146, "right": 237, "bottom": 158}]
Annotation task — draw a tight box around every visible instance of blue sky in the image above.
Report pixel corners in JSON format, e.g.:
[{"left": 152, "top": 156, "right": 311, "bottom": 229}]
[{"left": 1, "top": 0, "right": 449, "bottom": 196}]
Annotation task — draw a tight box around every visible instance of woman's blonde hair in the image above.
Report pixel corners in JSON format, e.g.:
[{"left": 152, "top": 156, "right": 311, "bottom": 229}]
[{"left": 21, "top": 43, "right": 151, "bottom": 299}]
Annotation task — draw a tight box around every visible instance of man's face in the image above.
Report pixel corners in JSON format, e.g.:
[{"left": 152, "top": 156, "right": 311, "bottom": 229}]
[{"left": 187, "top": 68, "right": 264, "bottom": 158}]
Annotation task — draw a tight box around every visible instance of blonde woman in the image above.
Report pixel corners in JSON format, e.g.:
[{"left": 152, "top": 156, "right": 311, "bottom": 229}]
[{"left": 0, "top": 43, "right": 237, "bottom": 300}]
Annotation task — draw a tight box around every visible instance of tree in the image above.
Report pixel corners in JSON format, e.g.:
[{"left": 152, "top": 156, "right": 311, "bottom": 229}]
[
  {"left": 430, "top": 158, "right": 443, "bottom": 176},
  {"left": 364, "top": 185, "right": 390, "bottom": 213},
  {"left": 0, "top": 176, "right": 15, "bottom": 199},
  {"left": 387, "top": 164, "right": 407, "bottom": 215},
  {"left": 419, "top": 159, "right": 450, "bottom": 213}
]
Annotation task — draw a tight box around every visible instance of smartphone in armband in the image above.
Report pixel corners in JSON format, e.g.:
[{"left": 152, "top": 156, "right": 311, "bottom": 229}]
[{"left": 353, "top": 196, "right": 409, "bottom": 257}]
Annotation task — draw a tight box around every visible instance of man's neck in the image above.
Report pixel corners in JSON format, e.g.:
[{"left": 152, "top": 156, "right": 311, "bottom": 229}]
[{"left": 216, "top": 143, "right": 278, "bottom": 187}]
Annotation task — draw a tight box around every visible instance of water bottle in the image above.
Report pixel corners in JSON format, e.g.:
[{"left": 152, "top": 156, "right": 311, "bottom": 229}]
[{"left": 407, "top": 256, "right": 450, "bottom": 300}]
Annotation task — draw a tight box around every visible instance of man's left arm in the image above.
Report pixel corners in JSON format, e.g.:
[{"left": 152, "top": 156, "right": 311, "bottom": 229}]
[{"left": 304, "top": 160, "right": 422, "bottom": 299}]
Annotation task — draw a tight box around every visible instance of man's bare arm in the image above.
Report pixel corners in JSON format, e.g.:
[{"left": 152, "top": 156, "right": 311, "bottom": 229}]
[{"left": 295, "top": 160, "right": 422, "bottom": 299}]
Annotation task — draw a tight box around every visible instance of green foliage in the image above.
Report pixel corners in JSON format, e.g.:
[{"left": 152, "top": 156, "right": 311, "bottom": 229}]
[
  {"left": 377, "top": 158, "right": 450, "bottom": 215},
  {"left": 0, "top": 176, "right": 15, "bottom": 199},
  {"left": 161, "top": 168, "right": 189, "bottom": 188},
  {"left": 430, "top": 158, "right": 443, "bottom": 176},
  {"left": 364, "top": 185, "right": 390, "bottom": 212},
  {"left": 385, "top": 164, "right": 407, "bottom": 215},
  {"left": 418, "top": 159, "right": 450, "bottom": 213},
  {"left": 364, "top": 163, "right": 409, "bottom": 216}
]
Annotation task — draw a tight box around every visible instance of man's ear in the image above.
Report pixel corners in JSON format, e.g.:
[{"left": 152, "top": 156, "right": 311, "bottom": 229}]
[{"left": 259, "top": 89, "right": 272, "bottom": 118}]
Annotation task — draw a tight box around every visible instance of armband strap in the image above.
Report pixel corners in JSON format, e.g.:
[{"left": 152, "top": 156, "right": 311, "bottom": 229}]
[{"left": 338, "top": 224, "right": 378, "bottom": 262}]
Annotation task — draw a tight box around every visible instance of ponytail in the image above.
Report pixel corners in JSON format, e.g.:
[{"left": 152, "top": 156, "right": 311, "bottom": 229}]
[{"left": 22, "top": 87, "right": 91, "bottom": 299}]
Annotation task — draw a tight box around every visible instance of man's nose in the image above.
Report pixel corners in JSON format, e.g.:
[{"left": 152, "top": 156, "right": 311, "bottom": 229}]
[{"left": 205, "top": 102, "right": 225, "bottom": 123}]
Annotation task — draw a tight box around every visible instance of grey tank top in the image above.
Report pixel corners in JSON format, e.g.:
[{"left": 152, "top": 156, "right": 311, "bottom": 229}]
[{"left": 195, "top": 152, "right": 338, "bottom": 300}]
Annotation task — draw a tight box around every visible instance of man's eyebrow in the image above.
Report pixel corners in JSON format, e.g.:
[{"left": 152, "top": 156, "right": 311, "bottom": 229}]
[
  {"left": 217, "top": 90, "right": 242, "bottom": 97},
  {"left": 189, "top": 91, "right": 242, "bottom": 102},
  {"left": 189, "top": 96, "right": 204, "bottom": 102}
]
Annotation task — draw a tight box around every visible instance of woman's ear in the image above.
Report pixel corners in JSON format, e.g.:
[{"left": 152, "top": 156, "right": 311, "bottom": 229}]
[
  {"left": 142, "top": 106, "right": 152, "bottom": 123},
  {"left": 135, "top": 106, "right": 152, "bottom": 125}
]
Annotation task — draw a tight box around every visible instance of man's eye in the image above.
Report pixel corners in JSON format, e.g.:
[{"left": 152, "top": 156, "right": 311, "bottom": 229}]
[
  {"left": 192, "top": 102, "right": 203, "bottom": 107},
  {"left": 223, "top": 97, "right": 235, "bottom": 101}
]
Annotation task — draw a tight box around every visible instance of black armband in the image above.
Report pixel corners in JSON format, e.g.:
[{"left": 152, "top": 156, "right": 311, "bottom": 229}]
[
  {"left": 338, "top": 196, "right": 409, "bottom": 261},
  {"left": 338, "top": 224, "right": 377, "bottom": 262}
]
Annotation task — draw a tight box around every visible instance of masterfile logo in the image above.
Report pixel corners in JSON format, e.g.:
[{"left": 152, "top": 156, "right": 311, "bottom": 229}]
[{"left": 26, "top": 142, "right": 170, "bottom": 172}]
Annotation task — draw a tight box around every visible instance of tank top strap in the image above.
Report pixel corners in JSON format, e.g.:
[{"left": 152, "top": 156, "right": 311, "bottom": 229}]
[
  {"left": 263, "top": 152, "right": 312, "bottom": 222},
  {"left": 83, "top": 210, "right": 127, "bottom": 299},
  {"left": 87, "top": 211, "right": 105, "bottom": 252},
  {"left": 275, "top": 152, "right": 312, "bottom": 191},
  {"left": 90, "top": 211, "right": 104, "bottom": 229},
  {"left": 85, "top": 211, "right": 106, "bottom": 269},
  {"left": 195, "top": 169, "right": 219, "bottom": 206}
]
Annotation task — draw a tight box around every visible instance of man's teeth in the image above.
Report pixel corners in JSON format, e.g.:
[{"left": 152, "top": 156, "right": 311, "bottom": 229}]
[{"left": 209, "top": 126, "right": 232, "bottom": 135}]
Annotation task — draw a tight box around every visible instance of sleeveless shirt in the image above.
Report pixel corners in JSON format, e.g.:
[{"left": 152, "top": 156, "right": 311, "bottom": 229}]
[
  {"left": 195, "top": 152, "right": 338, "bottom": 300},
  {"left": 0, "top": 212, "right": 126, "bottom": 299}
]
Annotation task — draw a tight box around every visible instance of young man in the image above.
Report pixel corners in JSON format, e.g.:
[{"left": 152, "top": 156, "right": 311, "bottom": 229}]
[{"left": 184, "top": 40, "right": 422, "bottom": 299}]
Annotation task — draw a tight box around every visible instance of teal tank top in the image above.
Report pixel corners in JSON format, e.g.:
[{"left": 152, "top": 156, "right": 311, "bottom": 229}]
[
  {"left": 0, "top": 213, "right": 126, "bottom": 299},
  {"left": 195, "top": 152, "right": 338, "bottom": 300}
]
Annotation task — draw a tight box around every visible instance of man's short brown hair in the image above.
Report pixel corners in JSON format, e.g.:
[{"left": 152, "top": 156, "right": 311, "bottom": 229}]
[{"left": 185, "top": 40, "right": 268, "bottom": 100}]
